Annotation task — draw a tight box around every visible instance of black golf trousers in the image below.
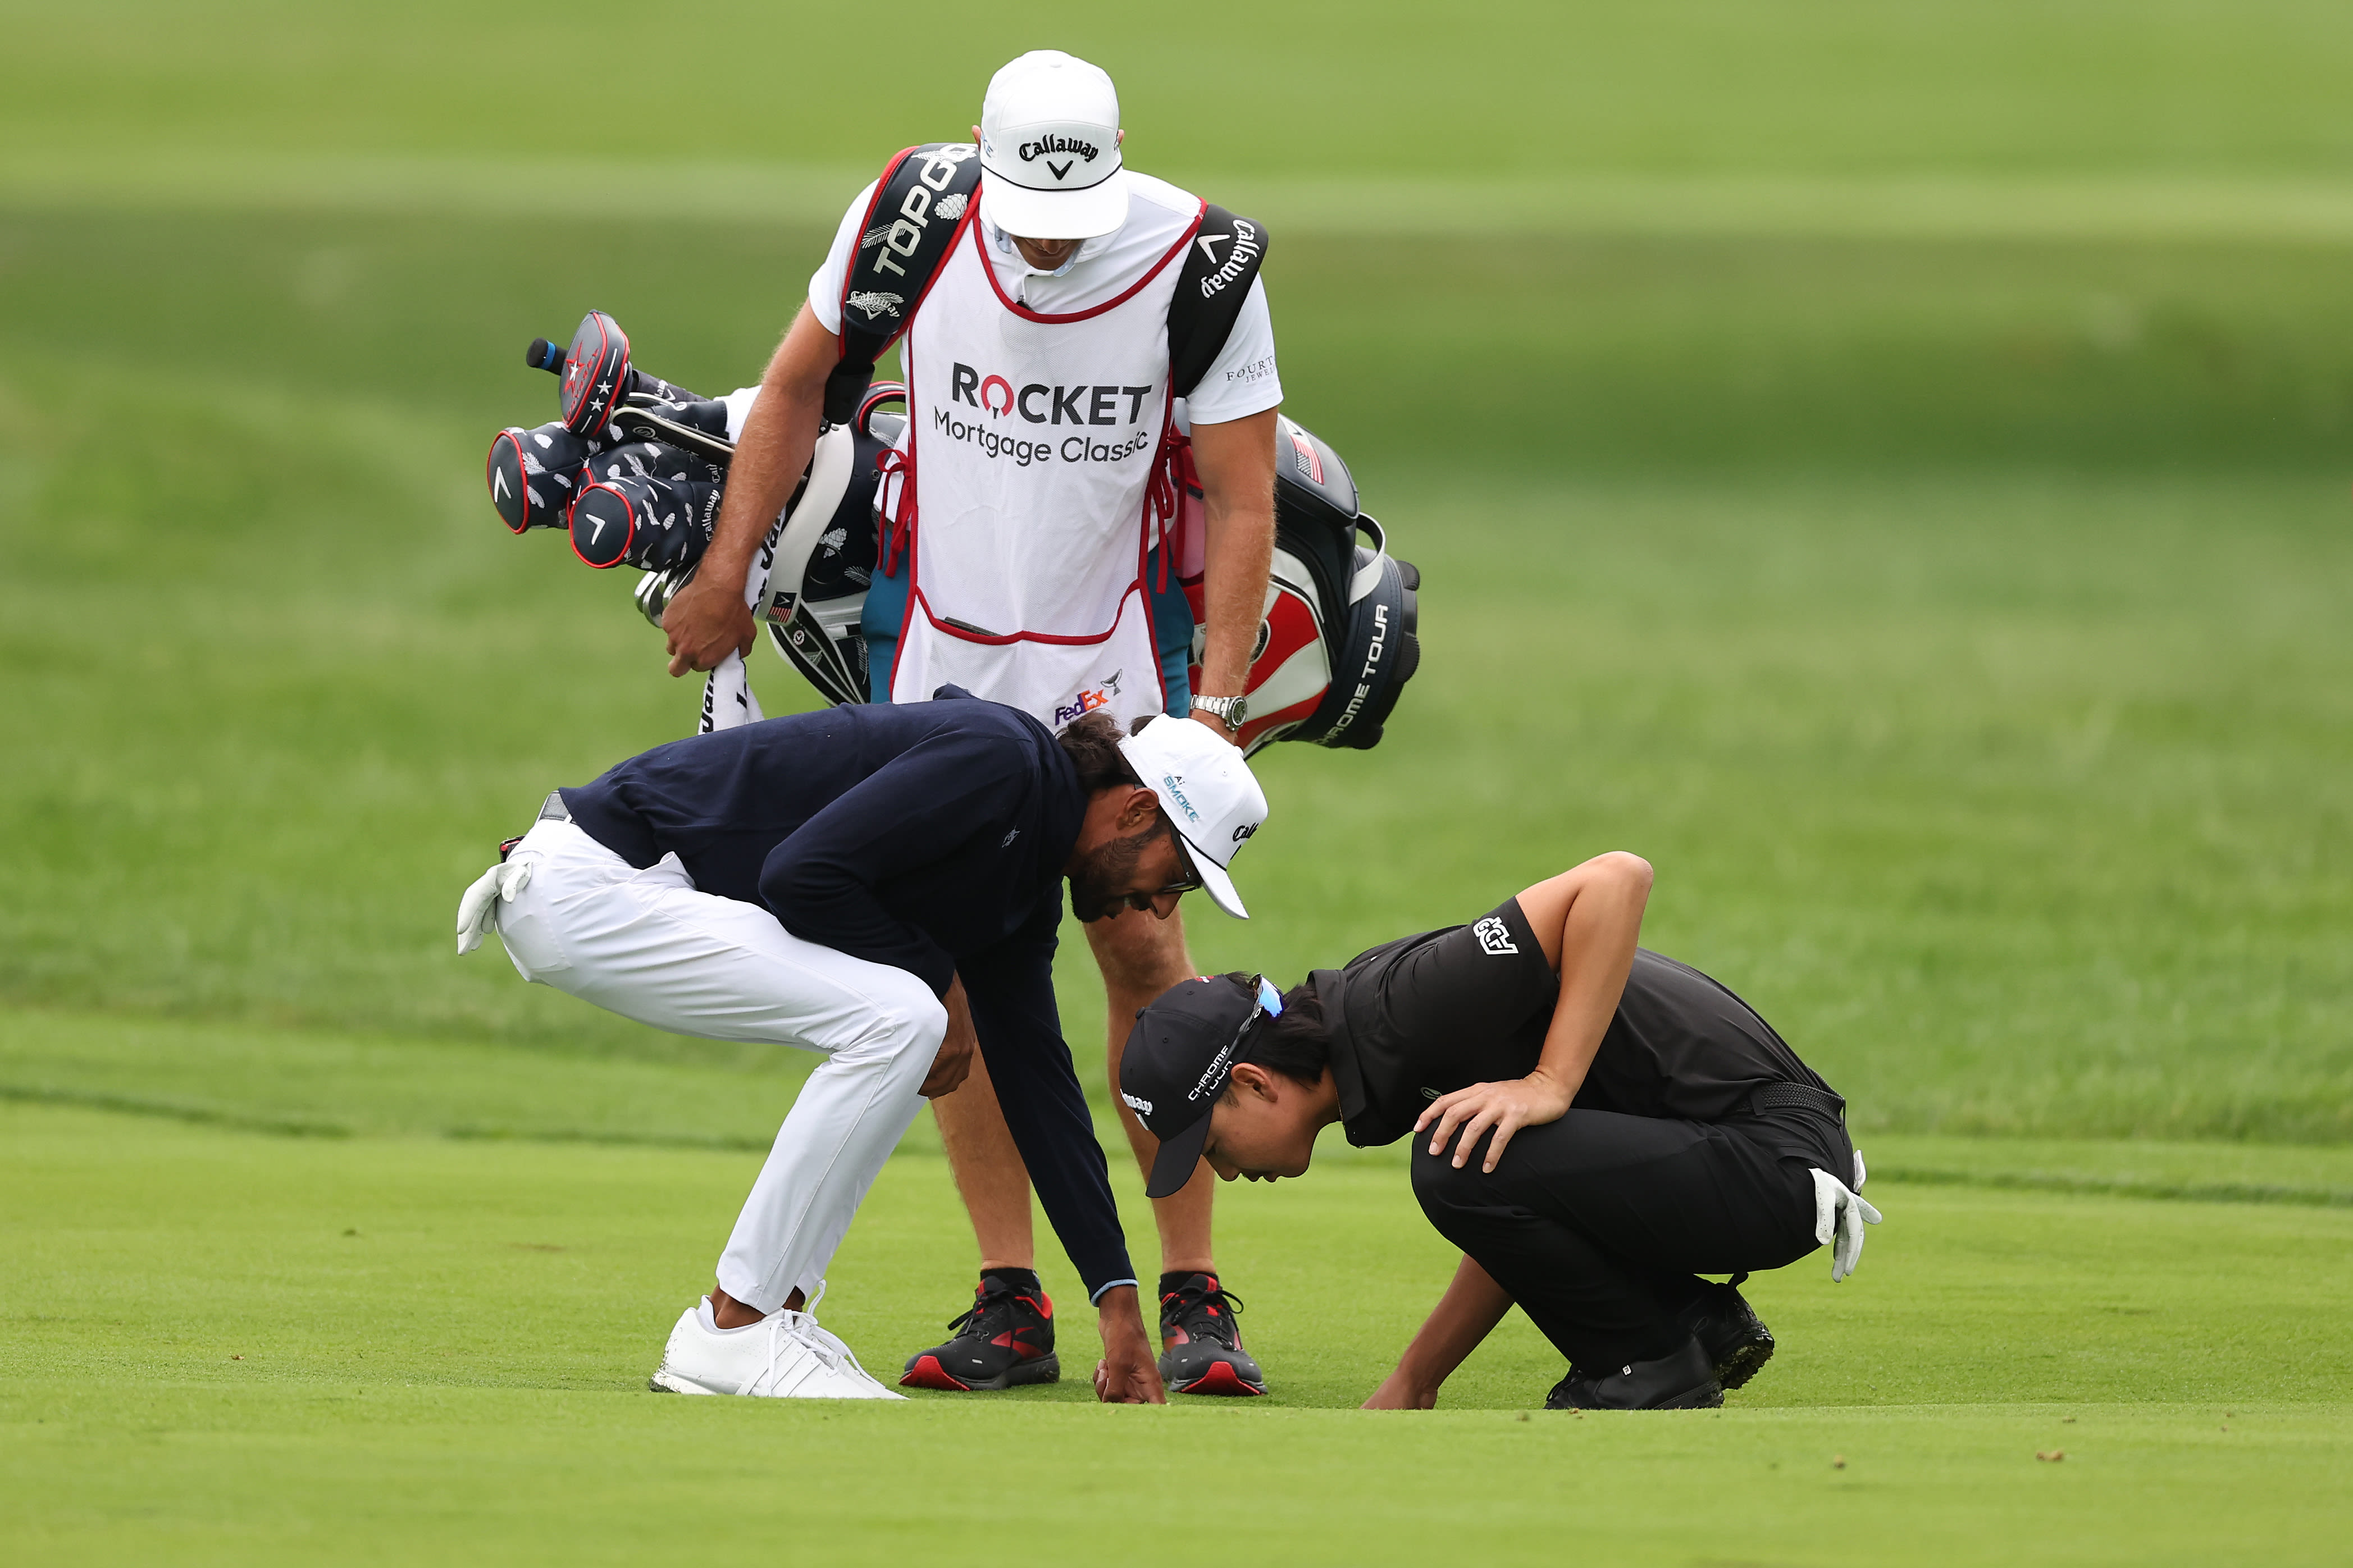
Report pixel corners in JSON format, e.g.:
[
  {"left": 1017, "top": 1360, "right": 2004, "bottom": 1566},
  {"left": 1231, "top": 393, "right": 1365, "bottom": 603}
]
[{"left": 1411, "top": 1103, "right": 1852, "bottom": 1370}]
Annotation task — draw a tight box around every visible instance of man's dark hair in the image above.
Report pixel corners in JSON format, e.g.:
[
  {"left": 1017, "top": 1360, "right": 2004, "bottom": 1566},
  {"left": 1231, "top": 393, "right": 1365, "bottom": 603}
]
[
  {"left": 1227, "top": 974, "right": 1330, "bottom": 1090},
  {"left": 1056, "top": 708, "right": 1152, "bottom": 794}
]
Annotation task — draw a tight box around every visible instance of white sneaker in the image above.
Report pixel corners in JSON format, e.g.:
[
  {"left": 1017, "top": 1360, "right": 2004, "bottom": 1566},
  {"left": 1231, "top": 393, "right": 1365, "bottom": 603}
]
[{"left": 648, "top": 1295, "right": 906, "bottom": 1400}]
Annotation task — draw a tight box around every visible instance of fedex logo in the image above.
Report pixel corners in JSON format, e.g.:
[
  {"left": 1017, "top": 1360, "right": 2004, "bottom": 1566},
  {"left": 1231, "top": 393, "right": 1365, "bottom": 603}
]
[{"left": 1053, "top": 688, "right": 1112, "bottom": 726}]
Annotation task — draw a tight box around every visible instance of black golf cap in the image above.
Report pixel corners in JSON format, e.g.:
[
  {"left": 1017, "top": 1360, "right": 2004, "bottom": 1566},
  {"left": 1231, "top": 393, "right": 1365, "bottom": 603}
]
[{"left": 1120, "top": 973, "right": 1283, "bottom": 1198}]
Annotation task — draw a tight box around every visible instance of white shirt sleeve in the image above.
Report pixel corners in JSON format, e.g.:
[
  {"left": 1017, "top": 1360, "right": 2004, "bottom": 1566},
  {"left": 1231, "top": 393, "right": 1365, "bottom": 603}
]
[
  {"left": 1179, "top": 276, "right": 1282, "bottom": 426},
  {"left": 806, "top": 181, "right": 879, "bottom": 336}
]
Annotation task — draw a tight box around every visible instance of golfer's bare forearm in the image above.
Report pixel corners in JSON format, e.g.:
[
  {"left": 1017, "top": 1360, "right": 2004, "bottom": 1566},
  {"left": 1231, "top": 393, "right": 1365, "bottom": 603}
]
[
  {"left": 1189, "top": 409, "right": 1279, "bottom": 697},
  {"left": 1394, "top": 1256, "right": 1515, "bottom": 1395},
  {"left": 1514, "top": 853, "right": 1653, "bottom": 1104}
]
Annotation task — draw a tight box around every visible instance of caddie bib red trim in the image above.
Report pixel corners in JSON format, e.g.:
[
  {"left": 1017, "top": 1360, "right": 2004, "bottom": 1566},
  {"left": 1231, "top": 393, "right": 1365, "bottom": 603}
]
[
  {"left": 883, "top": 184, "right": 1206, "bottom": 733},
  {"left": 973, "top": 201, "right": 1203, "bottom": 324}
]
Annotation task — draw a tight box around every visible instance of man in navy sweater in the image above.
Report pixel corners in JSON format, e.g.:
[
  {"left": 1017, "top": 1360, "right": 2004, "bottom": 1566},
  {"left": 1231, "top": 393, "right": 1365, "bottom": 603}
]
[{"left": 455, "top": 690, "right": 1269, "bottom": 1401}]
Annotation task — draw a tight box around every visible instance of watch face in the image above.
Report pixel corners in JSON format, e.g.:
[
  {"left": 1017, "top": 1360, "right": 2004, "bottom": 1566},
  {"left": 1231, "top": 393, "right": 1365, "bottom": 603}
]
[{"left": 1200, "top": 695, "right": 1247, "bottom": 727}]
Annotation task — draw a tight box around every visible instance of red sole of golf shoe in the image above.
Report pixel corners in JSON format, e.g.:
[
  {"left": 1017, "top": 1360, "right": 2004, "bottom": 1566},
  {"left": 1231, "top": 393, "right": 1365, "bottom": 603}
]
[
  {"left": 1171, "top": 1360, "right": 1266, "bottom": 1397},
  {"left": 897, "top": 1353, "right": 1061, "bottom": 1392},
  {"left": 899, "top": 1355, "right": 974, "bottom": 1391}
]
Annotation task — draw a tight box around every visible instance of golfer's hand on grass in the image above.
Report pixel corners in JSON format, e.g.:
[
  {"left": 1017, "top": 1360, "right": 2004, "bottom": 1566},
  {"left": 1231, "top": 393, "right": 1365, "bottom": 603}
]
[
  {"left": 920, "top": 976, "right": 978, "bottom": 1099},
  {"left": 1417, "top": 1071, "right": 1576, "bottom": 1173},
  {"left": 660, "top": 570, "right": 756, "bottom": 678},
  {"left": 1089, "top": 1287, "right": 1167, "bottom": 1404},
  {"left": 1361, "top": 1369, "right": 1439, "bottom": 1409}
]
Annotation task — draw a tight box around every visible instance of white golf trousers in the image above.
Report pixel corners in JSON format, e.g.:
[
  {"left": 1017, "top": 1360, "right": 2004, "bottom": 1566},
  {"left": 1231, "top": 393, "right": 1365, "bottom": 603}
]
[{"left": 495, "top": 819, "right": 946, "bottom": 1313}]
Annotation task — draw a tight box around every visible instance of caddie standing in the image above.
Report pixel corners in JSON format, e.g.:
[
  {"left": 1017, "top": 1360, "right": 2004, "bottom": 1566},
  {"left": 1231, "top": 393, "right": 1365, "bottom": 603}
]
[{"left": 660, "top": 50, "right": 1286, "bottom": 1395}]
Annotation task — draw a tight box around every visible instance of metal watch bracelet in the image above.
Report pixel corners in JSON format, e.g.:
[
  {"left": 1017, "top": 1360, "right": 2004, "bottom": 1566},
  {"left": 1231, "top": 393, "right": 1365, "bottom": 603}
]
[{"left": 1192, "top": 693, "right": 1249, "bottom": 731}]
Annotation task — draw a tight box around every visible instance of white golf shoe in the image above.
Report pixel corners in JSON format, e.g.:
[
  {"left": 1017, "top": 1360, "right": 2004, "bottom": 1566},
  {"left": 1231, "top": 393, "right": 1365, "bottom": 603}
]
[{"left": 649, "top": 1295, "right": 905, "bottom": 1400}]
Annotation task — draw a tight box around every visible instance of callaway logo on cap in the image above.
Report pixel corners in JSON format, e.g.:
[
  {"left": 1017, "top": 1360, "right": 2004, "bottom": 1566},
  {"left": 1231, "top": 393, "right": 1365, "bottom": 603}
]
[
  {"left": 1116, "top": 716, "right": 1269, "bottom": 919},
  {"left": 978, "top": 50, "right": 1129, "bottom": 241}
]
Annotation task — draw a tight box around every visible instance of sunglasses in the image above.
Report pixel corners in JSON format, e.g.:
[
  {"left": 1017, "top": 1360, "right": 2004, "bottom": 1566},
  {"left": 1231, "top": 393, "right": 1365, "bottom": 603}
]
[
  {"left": 1217, "top": 975, "right": 1287, "bottom": 1073},
  {"left": 1194, "top": 977, "right": 1289, "bottom": 1144},
  {"left": 1124, "top": 836, "right": 1206, "bottom": 912},
  {"left": 1253, "top": 975, "right": 1285, "bottom": 1016}
]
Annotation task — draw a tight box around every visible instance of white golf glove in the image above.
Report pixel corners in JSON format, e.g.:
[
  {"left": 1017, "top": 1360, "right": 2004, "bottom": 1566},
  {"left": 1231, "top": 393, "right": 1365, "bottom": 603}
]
[
  {"left": 454, "top": 858, "right": 534, "bottom": 955},
  {"left": 1811, "top": 1153, "right": 1883, "bottom": 1282}
]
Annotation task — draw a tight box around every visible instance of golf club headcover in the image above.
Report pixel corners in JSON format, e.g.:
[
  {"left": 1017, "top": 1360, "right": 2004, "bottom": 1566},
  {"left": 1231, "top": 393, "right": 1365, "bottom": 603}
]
[
  {"left": 553, "top": 309, "right": 712, "bottom": 440},
  {"left": 486, "top": 423, "right": 592, "bottom": 533},
  {"left": 568, "top": 468, "right": 725, "bottom": 572},
  {"left": 588, "top": 440, "right": 722, "bottom": 487},
  {"left": 623, "top": 369, "right": 703, "bottom": 407},
  {"left": 559, "top": 310, "right": 632, "bottom": 439}
]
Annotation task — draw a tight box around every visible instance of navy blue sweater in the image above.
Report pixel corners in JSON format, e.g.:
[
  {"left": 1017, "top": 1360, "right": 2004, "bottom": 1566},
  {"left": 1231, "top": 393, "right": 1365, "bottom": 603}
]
[{"left": 560, "top": 691, "right": 1134, "bottom": 1298}]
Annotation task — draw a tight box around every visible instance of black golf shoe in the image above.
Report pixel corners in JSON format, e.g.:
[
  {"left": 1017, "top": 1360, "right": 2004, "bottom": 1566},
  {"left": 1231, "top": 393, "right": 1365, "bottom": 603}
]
[
  {"left": 1545, "top": 1335, "right": 1723, "bottom": 1411},
  {"left": 1157, "top": 1272, "right": 1266, "bottom": 1396},
  {"left": 899, "top": 1272, "right": 1060, "bottom": 1392},
  {"left": 1678, "top": 1278, "right": 1775, "bottom": 1391}
]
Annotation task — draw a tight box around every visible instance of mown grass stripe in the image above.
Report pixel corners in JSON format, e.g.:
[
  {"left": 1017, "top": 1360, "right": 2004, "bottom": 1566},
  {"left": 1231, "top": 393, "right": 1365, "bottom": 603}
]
[
  {"left": 0, "top": 1084, "right": 352, "bottom": 1139},
  {"left": 1872, "top": 1164, "right": 2353, "bottom": 1209},
  {"left": 0, "top": 1082, "right": 946, "bottom": 1158},
  {"left": 12, "top": 153, "right": 2353, "bottom": 244},
  {"left": 11, "top": 1084, "right": 2346, "bottom": 1205}
]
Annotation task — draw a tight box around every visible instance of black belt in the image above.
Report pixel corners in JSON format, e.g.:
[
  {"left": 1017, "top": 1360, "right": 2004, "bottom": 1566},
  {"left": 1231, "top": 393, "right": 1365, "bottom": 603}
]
[{"left": 1746, "top": 1081, "right": 1846, "bottom": 1121}]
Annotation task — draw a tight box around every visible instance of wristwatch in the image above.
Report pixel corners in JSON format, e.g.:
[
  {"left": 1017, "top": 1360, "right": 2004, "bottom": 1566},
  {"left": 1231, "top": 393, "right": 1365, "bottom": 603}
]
[{"left": 1191, "top": 694, "right": 1250, "bottom": 732}]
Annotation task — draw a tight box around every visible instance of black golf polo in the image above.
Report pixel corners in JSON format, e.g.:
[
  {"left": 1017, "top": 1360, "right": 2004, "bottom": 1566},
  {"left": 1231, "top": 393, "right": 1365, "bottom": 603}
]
[
  {"left": 1308, "top": 897, "right": 1846, "bottom": 1150},
  {"left": 1303, "top": 895, "right": 1858, "bottom": 1377}
]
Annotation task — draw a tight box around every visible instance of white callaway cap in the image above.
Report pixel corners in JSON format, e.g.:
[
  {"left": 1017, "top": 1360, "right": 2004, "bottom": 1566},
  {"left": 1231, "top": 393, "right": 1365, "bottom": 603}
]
[
  {"left": 1117, "top": 716, "right": 1269, "bottom": 920},
  {"left": 978, "top": 50, "right": 1129, "bottom": 241}
]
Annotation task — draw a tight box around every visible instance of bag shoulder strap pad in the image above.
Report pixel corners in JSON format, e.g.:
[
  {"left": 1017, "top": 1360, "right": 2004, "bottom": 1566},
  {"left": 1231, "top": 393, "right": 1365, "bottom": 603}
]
[
  {"left": 823, "top": 143, "right": 983, "bottom": 423},
  {"left": 1166, "top": 204, "right": 1269, "bottom": 400}
]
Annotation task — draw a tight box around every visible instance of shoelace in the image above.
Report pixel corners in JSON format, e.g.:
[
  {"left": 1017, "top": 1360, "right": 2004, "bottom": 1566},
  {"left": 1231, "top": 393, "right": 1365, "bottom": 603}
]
[
  {"left": 750, "top": 1313, "right": 879, "bottom": 1396},
  {"left": 795, "top": 1282, "right": 892, "bottom": 1391},
  {"left": 755, "top": 1312, "right": 829, "bottom": 1398},
  {"left": 1162, "top": 1283, "right": 1247, "bottom": 1347},
  {"left": 741, "top": 1280, "right": 879, "bottom": 1396},
  {"left": 941, "top": 1280, "right": 1022, "bottom": 1340},
  {"left": 799, "top": 1316, "right": 886, "bottom": 1389}
]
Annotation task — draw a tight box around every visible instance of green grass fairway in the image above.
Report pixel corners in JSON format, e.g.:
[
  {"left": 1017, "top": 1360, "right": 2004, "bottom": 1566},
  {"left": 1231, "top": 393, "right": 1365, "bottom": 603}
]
[
  {"left": 6, "top": 0, "right": 2353, "bottom": 1558},
  {"left": 5, "top": 1095, "right": 2351, "bottom": 1564}
]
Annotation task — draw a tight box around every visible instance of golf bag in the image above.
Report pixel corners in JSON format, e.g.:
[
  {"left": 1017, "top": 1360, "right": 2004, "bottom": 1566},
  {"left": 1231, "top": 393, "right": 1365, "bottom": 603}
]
[
  {"left": 484, "top": 301, "right": 1419, "bottom": 751},
  {"left": 1189, "top": 416, "right": 1420, "bottom": 754}
]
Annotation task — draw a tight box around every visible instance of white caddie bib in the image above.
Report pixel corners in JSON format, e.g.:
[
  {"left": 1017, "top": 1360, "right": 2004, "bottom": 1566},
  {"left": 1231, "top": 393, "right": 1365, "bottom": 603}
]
[{"left": 886, "top": 196, "right": 1200, "bottom": 733}]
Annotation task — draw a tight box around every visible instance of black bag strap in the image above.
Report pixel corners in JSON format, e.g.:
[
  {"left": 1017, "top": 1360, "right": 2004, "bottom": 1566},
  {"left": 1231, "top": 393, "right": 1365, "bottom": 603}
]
[
  {"left": 1166, "top": 204, "right": 1268, "bottom": 400},
  {"left": 823, "top": 143, "right": 983, "bottom": 424}
]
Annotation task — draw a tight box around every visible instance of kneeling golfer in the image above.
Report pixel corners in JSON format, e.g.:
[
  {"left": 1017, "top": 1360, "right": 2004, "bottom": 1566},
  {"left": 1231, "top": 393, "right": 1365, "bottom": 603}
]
[
  {"left": 1118, "top": 853, "right": 1880, "bottom": 1410},
  {"left": 455, "top": 694, "right": 1267, "bottom": 1401}
]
